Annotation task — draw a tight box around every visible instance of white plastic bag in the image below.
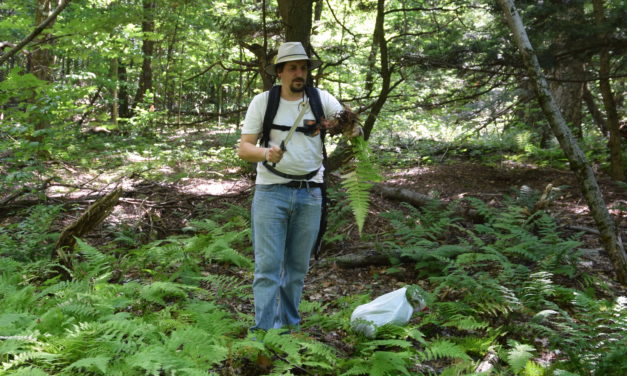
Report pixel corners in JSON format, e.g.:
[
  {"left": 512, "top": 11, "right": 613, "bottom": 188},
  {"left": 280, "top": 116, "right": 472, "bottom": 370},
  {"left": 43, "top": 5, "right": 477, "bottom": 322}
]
[{"left": 350, "top": 286, "right": 426, "bottom": 338}]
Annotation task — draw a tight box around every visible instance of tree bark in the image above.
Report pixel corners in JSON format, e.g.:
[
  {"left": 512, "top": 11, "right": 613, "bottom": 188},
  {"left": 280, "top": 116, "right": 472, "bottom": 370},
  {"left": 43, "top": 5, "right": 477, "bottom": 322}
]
[
  {"left": 592, "top": 0, "right": 624, "bottom": 181},
  {"left": 0, "top": 0, "right": 70, "bottom": 66},
  {"left": 117, "top": 60, "right": 131, "bottom": 118},
  {"left": 583, "top": 83, "right": 608, "bottom": 136},
  {"left": 277, "top": 0, "right": 314, "bottom": 51},
  {"left": 547, "top": 1, "right": 585, "bottom": 140},
  {"left": 327, "top": 0, "right": 396, "bottom": 172},
  {"left": 110, "top": 58, "right": 119, "bottom": 126},
  {"left": 497, "top": 0, "right": 627, "bottom": 284},
  {"left": 133, "top": 0, "right": 156, "bottom": 108}
]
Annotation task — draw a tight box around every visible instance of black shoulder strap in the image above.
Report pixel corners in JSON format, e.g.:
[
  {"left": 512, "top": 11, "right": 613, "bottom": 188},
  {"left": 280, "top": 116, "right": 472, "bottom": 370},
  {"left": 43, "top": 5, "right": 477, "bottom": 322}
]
[
  {"left": 305, "top": 86, "right": 325, "bottom": 125},
  {"left": 261, "top": 85, "right": 282, "bottom": 147}
]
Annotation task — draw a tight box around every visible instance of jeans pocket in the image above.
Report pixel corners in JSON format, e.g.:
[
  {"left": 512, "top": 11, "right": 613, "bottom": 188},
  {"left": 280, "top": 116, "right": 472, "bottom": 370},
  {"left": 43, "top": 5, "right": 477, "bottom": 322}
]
[
  {"left": 255, "top": 184, "right": 277, "bottom": 193},
  {"left": 307, "top": 187, "right": 323, "bottom": 200}
]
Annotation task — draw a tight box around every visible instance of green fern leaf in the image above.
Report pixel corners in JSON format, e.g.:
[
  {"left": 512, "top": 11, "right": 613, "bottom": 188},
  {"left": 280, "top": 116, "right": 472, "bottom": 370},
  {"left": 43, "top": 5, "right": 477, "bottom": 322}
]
[
  {"left": 340, "top": 136, "right": 381, "bottom": 234},
  {"left": 423, "top": 339, "right": 471, "bottom": 361},
  {"left": 6, "top": 367, "right": 50, "bottom": 376},
  {"left": 65, "top": 356, "right": 111, "bottom": 374},
  {"left": 139, "top": 281, "right": 192, "bottom": 306},
  {"left": 368, "top": 351, "right": 411, "bottom": 376},
  {"left": 507, "top": 342, "right": 535, "bottom": 374}
]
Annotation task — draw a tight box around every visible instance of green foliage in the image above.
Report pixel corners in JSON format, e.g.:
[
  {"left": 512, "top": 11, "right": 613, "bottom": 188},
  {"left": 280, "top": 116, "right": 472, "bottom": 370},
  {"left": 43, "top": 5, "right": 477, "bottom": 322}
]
[
  {"left": 341, "top": 136, "right": 381, "bottom": 234},
  {"left": 506, "top": 341, "right": 536, "bottom": 374},
  {"left": 0, "top": 205, "right": 62, "bottom": 261}
]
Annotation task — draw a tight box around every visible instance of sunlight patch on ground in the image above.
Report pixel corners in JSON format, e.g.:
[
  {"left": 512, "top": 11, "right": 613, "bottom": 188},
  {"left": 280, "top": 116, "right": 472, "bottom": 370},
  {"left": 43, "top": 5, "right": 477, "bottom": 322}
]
[
  {"left": 385, "top": 166, "right": 432, "bottom": 182},
  {"left": 126, "top": 152, "right": 152, "bottom": 163},
  {"left": 178, "top": 178, "right": 250, "bottom": 196}
]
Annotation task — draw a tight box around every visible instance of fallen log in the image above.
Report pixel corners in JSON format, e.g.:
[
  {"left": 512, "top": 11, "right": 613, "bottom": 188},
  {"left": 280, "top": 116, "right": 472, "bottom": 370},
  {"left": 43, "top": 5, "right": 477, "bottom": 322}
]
[
  {"left": 372, "top": 183, "right": 443, "bottom": 209},
  {"left": 54, "top": 187, "right": 123, "bottom": 274},
  {"left": 371, "top": 183, "right": 484, "bottom": 222}
]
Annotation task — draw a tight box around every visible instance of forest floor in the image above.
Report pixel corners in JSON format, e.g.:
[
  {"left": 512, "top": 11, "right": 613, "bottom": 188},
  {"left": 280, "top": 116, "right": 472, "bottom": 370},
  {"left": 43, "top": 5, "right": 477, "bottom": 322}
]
[
  {"left": 39, "top": 144, "right": 627, "bottom": 305},
  {"left": 2, "top": 128, "right": 626, "bottom": 374}
]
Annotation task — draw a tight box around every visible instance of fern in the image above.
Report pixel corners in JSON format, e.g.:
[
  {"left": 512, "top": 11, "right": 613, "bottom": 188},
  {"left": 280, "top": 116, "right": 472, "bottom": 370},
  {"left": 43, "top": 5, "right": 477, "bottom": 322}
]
[
  {"left": 64, "top": 356, "right": 111, "bottom": 374},
  {"left": 139, "top": 281, "right": 195, "bottom": 306},
  {"left": 442, "top": 314, "right": 489, "bottom": 331},
  {"left": 506, "top": 341, "right": 536, "bottom": 374},
  {"left": 342, "top": 351, "right": 412, "bottom": 376},
  {"left": 422, "top": 339, "right": 471, "bottom": 361},
  {"left": 340, "top": 136, "right": 381, "bottom": 234}
]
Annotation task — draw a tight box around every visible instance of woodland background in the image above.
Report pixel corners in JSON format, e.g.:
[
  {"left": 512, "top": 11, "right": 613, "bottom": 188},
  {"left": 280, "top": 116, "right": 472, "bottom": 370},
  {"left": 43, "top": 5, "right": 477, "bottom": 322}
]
[{"left": 0, "top": 0, "right": 626, "bottom": 375}]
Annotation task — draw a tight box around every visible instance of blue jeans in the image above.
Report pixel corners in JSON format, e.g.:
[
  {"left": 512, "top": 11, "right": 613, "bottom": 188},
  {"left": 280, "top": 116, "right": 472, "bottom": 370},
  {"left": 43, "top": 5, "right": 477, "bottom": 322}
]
[{"left": 251, "top": 184, "right": 322, "bottom": 330}]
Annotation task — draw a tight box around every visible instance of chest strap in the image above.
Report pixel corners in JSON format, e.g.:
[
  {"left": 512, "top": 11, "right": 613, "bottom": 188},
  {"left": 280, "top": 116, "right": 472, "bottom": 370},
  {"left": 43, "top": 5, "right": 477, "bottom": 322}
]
[{"left": 270, "top": 124, "right": 310, "bottom": 132}]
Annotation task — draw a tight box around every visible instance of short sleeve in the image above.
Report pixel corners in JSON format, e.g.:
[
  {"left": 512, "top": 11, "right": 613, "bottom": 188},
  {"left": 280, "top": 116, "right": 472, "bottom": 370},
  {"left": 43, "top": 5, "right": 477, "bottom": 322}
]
[
  {"left": 241, "top": 92, "right": 268, "bottom": 135},
  {"left": 318, "top": 89, "right": 344, "bottom": 118}
]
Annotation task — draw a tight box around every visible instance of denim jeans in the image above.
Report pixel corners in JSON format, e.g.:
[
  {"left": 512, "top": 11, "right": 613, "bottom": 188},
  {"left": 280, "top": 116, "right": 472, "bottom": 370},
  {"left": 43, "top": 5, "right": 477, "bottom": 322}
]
[{"left": 251, "top": 184, "right": 322, "bottom": 330}]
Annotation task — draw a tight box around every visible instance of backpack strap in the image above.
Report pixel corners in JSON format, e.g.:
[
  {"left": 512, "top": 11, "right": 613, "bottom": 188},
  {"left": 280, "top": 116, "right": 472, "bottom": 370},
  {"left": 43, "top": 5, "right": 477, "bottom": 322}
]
[
  {"left": 259, "top": 85, "right": 329, "bottom": 259},
  {"left": 260, "top": 85, "right": 282, "bottom": 148},
  {"left": 305, "top": 86, "right": 329, "bottom": 260}
]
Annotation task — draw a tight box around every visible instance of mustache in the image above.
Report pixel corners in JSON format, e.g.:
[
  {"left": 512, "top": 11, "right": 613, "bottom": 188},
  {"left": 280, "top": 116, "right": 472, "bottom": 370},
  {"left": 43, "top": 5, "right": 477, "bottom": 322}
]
[{"left": 292, "top": 78, "right": 305, "bottom": 83}]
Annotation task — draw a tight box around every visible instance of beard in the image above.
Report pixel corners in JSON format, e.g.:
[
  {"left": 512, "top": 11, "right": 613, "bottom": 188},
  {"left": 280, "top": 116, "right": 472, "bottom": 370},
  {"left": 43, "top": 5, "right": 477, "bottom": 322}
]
[{"left": 290, "top": 79, "right": 305, "bottom": 92}]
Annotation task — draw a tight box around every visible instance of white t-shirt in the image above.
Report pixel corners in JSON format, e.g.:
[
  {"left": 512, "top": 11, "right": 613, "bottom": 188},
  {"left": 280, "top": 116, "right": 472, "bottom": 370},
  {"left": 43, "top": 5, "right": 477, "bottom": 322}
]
[{"left": 242, "top": 88, "right": 343, "bottom": 184}]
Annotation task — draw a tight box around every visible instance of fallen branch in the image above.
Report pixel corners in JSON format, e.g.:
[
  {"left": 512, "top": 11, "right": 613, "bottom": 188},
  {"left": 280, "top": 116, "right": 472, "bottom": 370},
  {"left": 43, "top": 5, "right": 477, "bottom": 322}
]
[
  {"left": 54, "top": 187, "right": 123, "bottom": 274},
  {"left": 371, "top": 183, "right": 484, "bottom": 222},
  {"left": 372, "top": 183, "right": 443, "bottom": 208},
  {"left": 0, "top": 177, "right": 54, "bottom": 206}
]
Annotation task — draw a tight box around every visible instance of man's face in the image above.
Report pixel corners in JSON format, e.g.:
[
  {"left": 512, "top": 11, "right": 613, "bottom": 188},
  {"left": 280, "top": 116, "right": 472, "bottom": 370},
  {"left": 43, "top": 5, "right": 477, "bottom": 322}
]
[{"left": 278, "top": 60, "right": 308, "bottom": 93}]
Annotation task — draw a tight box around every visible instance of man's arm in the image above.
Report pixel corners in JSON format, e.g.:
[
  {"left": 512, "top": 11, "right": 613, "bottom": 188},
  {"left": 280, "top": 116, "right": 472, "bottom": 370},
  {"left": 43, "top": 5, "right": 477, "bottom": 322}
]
[{"left": 238, "top": 134, "right": 283, "bottom": 164}]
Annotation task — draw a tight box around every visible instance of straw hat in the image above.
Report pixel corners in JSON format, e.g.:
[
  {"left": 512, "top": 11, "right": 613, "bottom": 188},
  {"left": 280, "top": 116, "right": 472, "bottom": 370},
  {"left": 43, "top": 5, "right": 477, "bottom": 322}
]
[{"left": 264, "top": 42, "right": 322, "bottom": 76}]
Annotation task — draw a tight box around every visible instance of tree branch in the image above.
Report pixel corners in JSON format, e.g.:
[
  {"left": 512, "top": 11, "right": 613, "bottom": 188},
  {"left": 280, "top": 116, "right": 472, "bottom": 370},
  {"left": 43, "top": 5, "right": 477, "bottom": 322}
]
[{"left": 0, "top": 0, "right": 72, "bottom": 66}]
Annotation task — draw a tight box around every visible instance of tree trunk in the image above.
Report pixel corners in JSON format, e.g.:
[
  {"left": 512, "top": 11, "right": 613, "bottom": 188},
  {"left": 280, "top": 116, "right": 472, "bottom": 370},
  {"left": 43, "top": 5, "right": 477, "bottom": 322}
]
[
  {"left": 117, "top": 60, "right": 131, "bottom": 118},
  {"left": 110, "top": 58, "right": 119, "bottom": 126},
  {"left": 548, "top": 0, "right": 585, "bottom": 140},
  {"left": 327, "top": 0, "right": 396, "bottom": 172},
  {"left": 133, "top": 0, "right": 156, "bottom": 108},
  {"left": 30, "top": 0, "right": 62, "bottom": 148},
  {"left": 497, "top": 0, "right": 627, "bottom": 284},
  {"left": 592, "top": 0, "right": 624, "bottom": 181},
  {"left": 277, "top": 0, "right": 314, "bottom": 50},
  {"left": 583, "top": 83, "right": 608, "bottom": 136}
]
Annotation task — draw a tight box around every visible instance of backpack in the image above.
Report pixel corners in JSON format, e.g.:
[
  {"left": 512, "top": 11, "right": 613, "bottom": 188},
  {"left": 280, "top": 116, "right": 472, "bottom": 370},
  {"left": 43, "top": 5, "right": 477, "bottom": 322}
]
[{"left": 260, "top": 85, "right": 328, "bottom": 259}]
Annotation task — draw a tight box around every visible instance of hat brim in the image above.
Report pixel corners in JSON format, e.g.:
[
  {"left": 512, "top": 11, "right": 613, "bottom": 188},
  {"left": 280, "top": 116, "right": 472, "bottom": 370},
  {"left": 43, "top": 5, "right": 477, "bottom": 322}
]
[{"left": 264, "top": 58, "right": 322, "bottom": 76}]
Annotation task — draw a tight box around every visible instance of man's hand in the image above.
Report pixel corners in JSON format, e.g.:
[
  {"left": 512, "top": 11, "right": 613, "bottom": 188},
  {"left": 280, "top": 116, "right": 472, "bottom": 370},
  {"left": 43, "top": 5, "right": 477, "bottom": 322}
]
[{"left": 266, "top": 145, "right": 284, "bottom": 164}]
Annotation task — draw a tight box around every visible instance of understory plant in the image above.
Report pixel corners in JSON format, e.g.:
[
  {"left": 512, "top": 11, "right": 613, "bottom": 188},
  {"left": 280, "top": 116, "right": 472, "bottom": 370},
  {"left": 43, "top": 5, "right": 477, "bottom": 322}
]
[{"left": 1, "top": 191, "right": 625, "bottom": 375}]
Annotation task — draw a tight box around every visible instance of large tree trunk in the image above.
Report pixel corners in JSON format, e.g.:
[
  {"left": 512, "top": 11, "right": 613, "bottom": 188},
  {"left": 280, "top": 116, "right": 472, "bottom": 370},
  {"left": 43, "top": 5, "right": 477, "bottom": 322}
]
[
  {"left": 548, "top": 0, "right": 585, "bottom": 140},
  {"left": 497, "top": 0, "right": 627, "bottom": 284},
  {"left": 133, "top": 0, "right": 156, "bottom": 108},
  {"left": 592, "top": 0, "right": 624, "bottom": 181},
  {"left": 277, "top": 0, "right": 314, "bottom": 50}
]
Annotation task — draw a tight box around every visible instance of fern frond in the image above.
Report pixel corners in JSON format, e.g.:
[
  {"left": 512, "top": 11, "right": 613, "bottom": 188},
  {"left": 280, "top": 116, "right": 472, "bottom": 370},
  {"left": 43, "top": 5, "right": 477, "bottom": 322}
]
[
  {"left": 139, "top": 281, "right": 195, "bottom": 306},
  {"left": 506, "top": 342, "right": 535, "bottom": 374},
  {"left": 126, "top": 344, "right": 188, "bottom": 375},
  {"left": 422, "top": 339, "right": 471, "bottom": 361},
  {"left": 340, "top": 136, "right": 381, "bottom": 234},
  {"left": 64, "top": 356, "right": 111, "bottom": 374},
  {"left": 442, "top": 314, "right": 489, "bottom": 331},
  {"left": 342, "top": 351, "right": 411, "bottom": 376},
  {"left": 195, "top": 274, "right": 250, "bottom": 299}
]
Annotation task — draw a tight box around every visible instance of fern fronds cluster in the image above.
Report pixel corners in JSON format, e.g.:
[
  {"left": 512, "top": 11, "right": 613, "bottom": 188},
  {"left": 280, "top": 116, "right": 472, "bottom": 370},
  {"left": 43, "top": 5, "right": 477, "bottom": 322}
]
[{"left": 340, "top": 136, "right": 381, "bottom": 234}]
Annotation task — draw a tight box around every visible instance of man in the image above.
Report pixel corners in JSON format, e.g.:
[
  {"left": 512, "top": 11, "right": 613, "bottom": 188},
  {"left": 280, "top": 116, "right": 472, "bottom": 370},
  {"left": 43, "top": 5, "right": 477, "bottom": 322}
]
[{"left": 238, "top": 42, "right": 343, "bottom": 331}]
